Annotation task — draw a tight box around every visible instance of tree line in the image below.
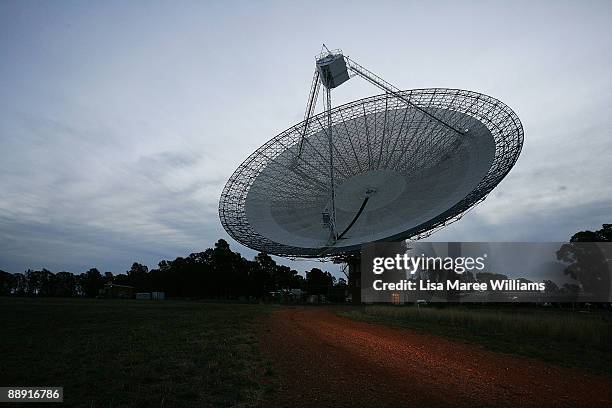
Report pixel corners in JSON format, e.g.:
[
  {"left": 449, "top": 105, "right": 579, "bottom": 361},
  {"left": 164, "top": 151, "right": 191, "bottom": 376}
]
[
  {"left": 1, "top": 224, "right": 609, "bottom": 302},
  {"left": 0, "top": 239, "right": 347, "bottom": 301}
]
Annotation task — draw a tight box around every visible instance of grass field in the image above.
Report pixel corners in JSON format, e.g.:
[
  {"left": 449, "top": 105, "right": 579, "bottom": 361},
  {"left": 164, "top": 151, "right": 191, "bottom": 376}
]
[
  {"left": 2, "top": 299, "right": 610, "bottom": 407},
  {"left": 339, "top": 304, "right": 612, "bottom": 374},
  {"left": 0, "top": 298, "right": 274, "bottom": 408}
]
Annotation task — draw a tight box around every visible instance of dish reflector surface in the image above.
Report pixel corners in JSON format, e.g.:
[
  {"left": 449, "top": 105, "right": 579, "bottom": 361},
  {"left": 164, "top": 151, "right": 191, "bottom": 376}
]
[{"left": 219, "top": 88, "right": 523, "bottom": 257}]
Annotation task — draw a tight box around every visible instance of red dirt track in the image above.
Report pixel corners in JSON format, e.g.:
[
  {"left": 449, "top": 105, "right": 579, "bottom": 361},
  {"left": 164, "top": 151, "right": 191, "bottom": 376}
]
[{"left": 261, "top": 308, "right": 611, "bottom": 408}]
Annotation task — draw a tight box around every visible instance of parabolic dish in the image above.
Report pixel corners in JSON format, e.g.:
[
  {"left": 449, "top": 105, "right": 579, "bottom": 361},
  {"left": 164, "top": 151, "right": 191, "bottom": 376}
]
[{"left": 219, "top": 88, "right": 523, "bottom": 257}]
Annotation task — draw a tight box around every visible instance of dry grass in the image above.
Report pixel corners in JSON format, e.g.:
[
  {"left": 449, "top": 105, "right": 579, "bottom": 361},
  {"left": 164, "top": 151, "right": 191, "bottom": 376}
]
[{"left": 340, "top": 304, "right": 612, "bottom": 373}]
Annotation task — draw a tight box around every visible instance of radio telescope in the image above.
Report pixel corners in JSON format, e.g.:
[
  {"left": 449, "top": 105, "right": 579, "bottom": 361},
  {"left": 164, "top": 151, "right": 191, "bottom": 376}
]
[{"left": 219, "top": 47, "right": 523, "bottom": 300}]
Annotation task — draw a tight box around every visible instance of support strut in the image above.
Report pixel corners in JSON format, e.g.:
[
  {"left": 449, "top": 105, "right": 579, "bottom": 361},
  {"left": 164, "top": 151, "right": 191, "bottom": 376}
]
[{"left": 345, "top": 56, "right": 465, "bottom": 136}]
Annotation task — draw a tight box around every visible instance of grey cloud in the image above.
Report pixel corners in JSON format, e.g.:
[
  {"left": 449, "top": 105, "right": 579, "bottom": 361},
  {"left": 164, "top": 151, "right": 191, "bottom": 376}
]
[{"left": 0, "top": 1, "right": 611, "bottom": 279}]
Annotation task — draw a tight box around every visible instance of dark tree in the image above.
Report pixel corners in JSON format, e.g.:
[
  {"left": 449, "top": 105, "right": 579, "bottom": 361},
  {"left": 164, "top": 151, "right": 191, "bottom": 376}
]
[
  {"left": 38, "top": 269, "right": 55, "bottom": 296},
  {"left": 12, "top": 273, "right": 27, "bottom": 296},
  {"left": 0, "top": 270, "right": 15, "bottom": 295},
  {"left": 305, "top": 268, "right": 335, "bottom": 296},
  {"left": 556, "top": 224, "right": 611, "bottom": 299},
  {"left": 567, "top": 224, "right": 612, "bottom": 243},
  {"left": 127, "top": 263, "right": 149, "bottom": 291},
  {"left": 24, "top": 269, "right": 38, "bottom": 295},
  {"left": 54, "top": 272, "right": 77, "bottom": 297},
  {"left": 543, "top": 279, "right": 560, "bottom": 294},
  {"left": 248, "top": 253, "right": 275, "bottom": 297},
  {"left": 329, "top": 277, "right": 348, "bottom": 302},
  {"left": 79, "top": 268, "right": 104, "bottom": 297}
]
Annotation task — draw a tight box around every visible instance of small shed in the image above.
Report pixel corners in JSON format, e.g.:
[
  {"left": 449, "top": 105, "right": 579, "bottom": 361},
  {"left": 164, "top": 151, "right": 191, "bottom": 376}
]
[{"left": 151, "top": 292, "right": 165, "bottom": 300}]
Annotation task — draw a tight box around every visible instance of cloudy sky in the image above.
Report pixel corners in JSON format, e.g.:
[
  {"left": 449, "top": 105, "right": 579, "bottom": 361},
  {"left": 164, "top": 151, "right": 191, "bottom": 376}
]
[{"left": 1, "top": 0, "right": 611, "bottom": 275}]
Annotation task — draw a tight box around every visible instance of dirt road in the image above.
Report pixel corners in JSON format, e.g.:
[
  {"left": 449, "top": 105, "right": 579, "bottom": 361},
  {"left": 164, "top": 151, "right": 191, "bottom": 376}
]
[{"left": 260, "top": 308, "right": 611, "bottom": 408}]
